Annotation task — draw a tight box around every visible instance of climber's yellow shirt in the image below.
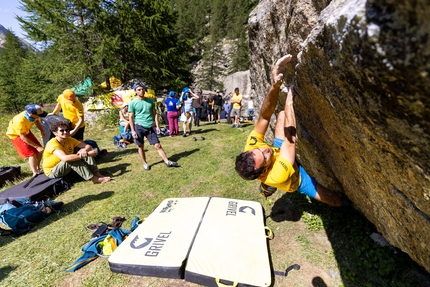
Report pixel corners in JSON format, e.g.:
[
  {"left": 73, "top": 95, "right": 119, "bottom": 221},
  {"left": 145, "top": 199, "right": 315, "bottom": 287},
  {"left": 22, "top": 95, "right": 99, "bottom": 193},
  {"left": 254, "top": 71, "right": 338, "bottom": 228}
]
[
  {"left": 244, "top": 130, "right": 300, "bottom": 192},
  {"left": 57, "top": 95, "right": 85, "bottom": 128},
  {"left": 43, "top": 137, "right": 81, "bottom": 176}
]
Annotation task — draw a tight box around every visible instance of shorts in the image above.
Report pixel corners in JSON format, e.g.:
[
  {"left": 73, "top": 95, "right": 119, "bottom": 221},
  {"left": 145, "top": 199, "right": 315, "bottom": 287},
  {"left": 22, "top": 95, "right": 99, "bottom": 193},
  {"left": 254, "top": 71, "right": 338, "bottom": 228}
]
[
  {"left": 230, "top": 108, "right": 241, "bottom": 117},
  {"left": 214, "top": 105, "right": 222, "bottom": 114},
  {"left": 11, "top": 131, "right": 41, "bottom": 158},
  {"left": 273, "top": 137, "right": 317, "bottom": 199},
  {"left": 134, "top": 124, "right": 160, "bottom": 146},
  {"left": 180, "top": 112, "right": 193, "bottom": 123}
]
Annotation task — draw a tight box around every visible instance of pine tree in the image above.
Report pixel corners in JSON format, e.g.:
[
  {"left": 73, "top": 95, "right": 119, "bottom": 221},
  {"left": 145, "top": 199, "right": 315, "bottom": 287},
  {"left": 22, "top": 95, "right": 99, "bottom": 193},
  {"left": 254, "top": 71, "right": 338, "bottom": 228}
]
[{"left": 0, "top": 31, "right": 29, "bottom": 112}]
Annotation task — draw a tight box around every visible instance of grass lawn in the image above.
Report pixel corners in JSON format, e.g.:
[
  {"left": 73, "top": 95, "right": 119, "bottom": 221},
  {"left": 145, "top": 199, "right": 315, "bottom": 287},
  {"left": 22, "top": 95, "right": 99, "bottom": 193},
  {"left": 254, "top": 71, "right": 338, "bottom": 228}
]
[{"left": 0, "top": 113, "right": 427, "bottom": 287}]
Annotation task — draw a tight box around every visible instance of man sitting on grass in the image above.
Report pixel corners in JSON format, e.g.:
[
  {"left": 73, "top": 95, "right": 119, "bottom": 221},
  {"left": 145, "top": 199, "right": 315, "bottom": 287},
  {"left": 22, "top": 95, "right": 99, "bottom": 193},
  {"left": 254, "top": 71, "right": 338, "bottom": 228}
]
[
  {"left": 42, "top": 120, "right": 111, "bottom": 184},
  {"left": 234, "top": 55, "right": 343, "bottom": 207}
]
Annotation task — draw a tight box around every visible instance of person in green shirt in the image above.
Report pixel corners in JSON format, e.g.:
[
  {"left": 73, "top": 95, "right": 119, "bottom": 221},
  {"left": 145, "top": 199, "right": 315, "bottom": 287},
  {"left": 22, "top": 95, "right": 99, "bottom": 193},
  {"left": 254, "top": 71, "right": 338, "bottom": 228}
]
[{"left": 129, "top": 82, "right": 178, "bottom": 171}]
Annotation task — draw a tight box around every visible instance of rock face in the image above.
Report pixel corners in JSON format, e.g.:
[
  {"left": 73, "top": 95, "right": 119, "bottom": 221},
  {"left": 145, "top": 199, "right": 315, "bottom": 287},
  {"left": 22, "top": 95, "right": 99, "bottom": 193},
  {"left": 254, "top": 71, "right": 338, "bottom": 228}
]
[
  {"left": 248, "top": 0, "right": 430, "bottom": 272},
  {"left": 223, "top": 70, "right": 252, "bottom": 97}
]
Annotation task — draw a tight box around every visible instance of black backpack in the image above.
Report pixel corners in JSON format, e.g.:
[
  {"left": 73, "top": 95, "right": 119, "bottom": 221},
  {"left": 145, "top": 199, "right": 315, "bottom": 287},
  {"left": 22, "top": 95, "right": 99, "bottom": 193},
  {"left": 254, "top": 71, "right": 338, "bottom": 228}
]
[{"left": 0, "top": 166, "right": 21, "bottom": 187}]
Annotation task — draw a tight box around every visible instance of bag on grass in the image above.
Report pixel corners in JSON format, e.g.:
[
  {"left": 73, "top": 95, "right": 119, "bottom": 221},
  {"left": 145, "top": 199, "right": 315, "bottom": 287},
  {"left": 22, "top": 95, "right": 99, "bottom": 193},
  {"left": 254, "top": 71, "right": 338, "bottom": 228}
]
[{"left": 0, "top": 166, "right": 21, "bottom": 187}]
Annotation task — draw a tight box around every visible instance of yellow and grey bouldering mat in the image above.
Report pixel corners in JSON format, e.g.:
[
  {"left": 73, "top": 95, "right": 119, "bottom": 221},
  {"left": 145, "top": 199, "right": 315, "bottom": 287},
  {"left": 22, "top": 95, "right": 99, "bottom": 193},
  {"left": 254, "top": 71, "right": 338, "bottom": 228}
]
[
  {"left": 108, "top": 197, "right": 210, "bottom": 278},
  {"left": 109, "top": 197, "right": 272, "bottom": 286},
  {"left": 184, "top": 197, "right": 271, "bottom": 287}
]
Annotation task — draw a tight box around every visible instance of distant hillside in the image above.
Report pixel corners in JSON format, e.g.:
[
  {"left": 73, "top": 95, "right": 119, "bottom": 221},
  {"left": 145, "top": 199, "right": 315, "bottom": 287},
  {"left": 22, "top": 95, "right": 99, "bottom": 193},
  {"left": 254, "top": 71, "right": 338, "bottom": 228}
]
[{"left": 0, "top": 24, "right": 35, "bottom": 52}]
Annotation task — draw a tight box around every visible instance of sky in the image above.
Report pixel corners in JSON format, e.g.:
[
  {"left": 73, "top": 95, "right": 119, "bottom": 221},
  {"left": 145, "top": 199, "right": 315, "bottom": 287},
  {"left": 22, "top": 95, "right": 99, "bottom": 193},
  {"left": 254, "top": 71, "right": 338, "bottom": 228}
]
[{"left": 0, "top": 0, "right": 28, "bottom": 39}]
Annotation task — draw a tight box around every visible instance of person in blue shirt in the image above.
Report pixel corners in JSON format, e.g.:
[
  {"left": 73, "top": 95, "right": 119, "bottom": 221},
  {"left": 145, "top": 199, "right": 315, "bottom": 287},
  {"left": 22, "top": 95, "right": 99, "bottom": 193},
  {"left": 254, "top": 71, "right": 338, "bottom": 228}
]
[{"left": 165, "top": 91, "right": 180, "bottom": 137}]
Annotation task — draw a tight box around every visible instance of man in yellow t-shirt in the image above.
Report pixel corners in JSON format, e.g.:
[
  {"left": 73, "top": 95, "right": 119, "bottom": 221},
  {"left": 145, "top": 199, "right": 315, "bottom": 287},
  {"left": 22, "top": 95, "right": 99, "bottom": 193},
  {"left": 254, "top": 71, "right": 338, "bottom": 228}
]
[
  {"left": 6, "top": 104, "right": 47, "bottom": 176},
  {"left": 48, "top": 89, "right": 85, "bottom": 140},
  {"left": 43, "top": 120, "right": 111, "bottom": 184},
  {"left": 230, "top": 87, "right": 242, "bottom": 128},
  {"left": 235, "top": 55, "right": 343, "bottom": 207}
]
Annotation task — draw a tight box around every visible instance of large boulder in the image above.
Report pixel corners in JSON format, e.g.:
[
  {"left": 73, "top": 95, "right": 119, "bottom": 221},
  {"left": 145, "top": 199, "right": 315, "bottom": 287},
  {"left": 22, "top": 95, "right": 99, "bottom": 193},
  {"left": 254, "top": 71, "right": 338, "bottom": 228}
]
[{"left": 248, "top": 0, "right": 430, "bottom": 272}]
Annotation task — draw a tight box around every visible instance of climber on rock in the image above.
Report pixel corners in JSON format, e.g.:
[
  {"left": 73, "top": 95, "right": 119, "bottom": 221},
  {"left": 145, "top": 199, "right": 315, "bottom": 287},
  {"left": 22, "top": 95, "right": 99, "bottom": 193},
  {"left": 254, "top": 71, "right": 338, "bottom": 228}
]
[{"left": 234, "top": 54, "right": 344, "bottom": 207}]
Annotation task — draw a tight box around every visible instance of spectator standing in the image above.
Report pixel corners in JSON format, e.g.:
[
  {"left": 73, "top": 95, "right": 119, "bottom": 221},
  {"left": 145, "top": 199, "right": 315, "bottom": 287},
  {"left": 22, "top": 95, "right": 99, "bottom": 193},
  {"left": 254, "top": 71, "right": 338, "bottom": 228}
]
[
  {"left": 230, "top": 87, "right": 243, "bottom": 128},
  {"left": 180, "top": 88, "right": 199, "bottom": 136},
  {"left": 192, "top": 89, "right": 204, "bottom": 127},
  {"left": 207, "top": 96, "right": 214, "bottom": 122},
  {"left": 248, "top": 97, "right": 255, "bottom": 121},
  {"left": 225, "top": 93, "right": 233, "bottom": 124},
  {"left": 48, "top": 89, "right": 85, "bottom": 140},
  {"left": 165, "top": 91, "right": 180, "bottom": 137},
  {"left": 129, "top": 82, "right": 178, "bottom": 170},
  {"left": 6, "top": 104, "right": 47, "bottom": 176},
  {"left": 213, "top": 90, "right": 223, "bottom": 124}
]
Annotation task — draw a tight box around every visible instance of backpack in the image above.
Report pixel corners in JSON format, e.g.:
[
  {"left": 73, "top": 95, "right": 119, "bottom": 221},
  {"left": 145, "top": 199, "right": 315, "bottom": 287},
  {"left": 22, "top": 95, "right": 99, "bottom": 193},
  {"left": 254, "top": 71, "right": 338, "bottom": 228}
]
[
  {"left": 0, "top": 166, "right": 21, "bottom": 187},
  {"left": 0, "top": 199, "right": 51, "bottom": 235},
  {"left": 84, "top": 140, "right": 101, "bottom": 159}
]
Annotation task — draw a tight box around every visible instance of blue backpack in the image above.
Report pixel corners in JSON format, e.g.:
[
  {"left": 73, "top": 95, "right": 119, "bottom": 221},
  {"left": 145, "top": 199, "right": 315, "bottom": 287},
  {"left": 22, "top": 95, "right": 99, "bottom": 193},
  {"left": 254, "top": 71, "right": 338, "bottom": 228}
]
[{"left": 0, "top": 199, "right": 51, "bottom": 235}]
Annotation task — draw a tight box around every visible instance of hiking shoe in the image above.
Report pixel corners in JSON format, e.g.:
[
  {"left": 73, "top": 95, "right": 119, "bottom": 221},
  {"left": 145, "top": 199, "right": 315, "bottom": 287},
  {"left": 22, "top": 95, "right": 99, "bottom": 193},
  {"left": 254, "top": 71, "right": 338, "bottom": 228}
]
[
  {"left": 143, "top": 163, "right": 151, "bottom": 170},
  {"left": 183, "top": 133, "right": 187, "bottom": 137},
  {"left": 166, "top": 161, "right": 178, "bottom": 168}
]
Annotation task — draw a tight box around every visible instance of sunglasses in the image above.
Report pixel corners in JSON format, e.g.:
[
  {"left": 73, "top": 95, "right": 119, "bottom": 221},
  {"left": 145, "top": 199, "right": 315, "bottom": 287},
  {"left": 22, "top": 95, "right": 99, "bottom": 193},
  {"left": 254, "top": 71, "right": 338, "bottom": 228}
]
[{"left": 58, "top": 129, "right": 70, "bottom": 133}]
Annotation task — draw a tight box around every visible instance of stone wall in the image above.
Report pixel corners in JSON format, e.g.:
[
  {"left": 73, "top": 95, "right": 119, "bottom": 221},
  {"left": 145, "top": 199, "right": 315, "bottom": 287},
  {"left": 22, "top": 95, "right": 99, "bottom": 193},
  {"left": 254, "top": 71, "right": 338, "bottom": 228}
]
[{"left": 248, "top": 0, "right": 430, "bottom": 271}]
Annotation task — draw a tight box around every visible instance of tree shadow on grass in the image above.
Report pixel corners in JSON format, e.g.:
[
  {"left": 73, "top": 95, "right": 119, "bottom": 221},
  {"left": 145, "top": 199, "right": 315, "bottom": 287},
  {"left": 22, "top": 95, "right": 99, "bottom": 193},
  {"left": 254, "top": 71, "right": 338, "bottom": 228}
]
[
  {"left": 268, "top": 192, "right": 430, "bottom": 287},
  {"left": 0, "top": 191, "right": 114, "bottom": 247},
  {"left": 0, "top": 265, "right": 17, "bottom": 283}
]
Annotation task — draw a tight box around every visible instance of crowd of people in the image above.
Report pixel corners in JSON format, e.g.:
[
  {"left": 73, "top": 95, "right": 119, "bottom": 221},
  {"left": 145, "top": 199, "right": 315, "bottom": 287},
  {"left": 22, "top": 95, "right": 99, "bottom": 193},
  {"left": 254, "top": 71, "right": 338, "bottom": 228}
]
[{"left": 6, "top": 56, "right": 345, "bottom": 208}]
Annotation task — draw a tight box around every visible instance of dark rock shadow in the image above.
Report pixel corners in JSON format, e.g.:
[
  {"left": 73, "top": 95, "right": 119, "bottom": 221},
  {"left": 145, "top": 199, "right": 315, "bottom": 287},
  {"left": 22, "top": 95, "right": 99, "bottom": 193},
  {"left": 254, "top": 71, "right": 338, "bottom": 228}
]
[{"left": 267, "top": 192, "right": 430, "bottom": 286}]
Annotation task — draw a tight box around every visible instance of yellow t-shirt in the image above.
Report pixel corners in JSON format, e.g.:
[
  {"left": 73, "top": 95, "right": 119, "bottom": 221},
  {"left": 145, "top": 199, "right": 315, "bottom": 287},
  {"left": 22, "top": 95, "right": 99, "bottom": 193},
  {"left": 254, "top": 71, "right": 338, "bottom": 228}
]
[
  {"left": 6, "top": 112, "right": 39, "bottom": 139},
  {"left": 42, "top": 137, "right": 81, "bottom": 176},
  {"left": 244, "top": 130, "right": 300, "bottom": 192},
  {"left": 232, "top": 93, "right": 242, "bottom": 110},
  {"left": 57, "top": 95, "right": 85, "bottom": 128}
]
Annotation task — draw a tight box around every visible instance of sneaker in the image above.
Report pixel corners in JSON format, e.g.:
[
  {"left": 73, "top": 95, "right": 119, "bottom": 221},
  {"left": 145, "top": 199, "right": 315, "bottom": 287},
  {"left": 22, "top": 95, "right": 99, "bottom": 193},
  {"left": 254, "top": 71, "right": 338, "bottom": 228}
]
[
  {"left": 231, "top": 124, "right": 236, "bottom": 128},
  {"left": 166, "top": 161, "right": 178, "bottom": 167},
  {"left": 143, "top": 163, "right": 151, "bottom": 170},
  {"left": 183, "top": 133, "right": 187, "bottom": 137}
]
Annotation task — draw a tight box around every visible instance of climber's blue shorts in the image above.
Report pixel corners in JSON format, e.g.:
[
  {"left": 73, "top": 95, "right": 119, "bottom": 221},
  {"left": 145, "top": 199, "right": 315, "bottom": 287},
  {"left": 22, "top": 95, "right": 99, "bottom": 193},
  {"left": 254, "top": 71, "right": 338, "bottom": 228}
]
[{"left": 273, "top": 138, "right": 317, "bottom": 199}]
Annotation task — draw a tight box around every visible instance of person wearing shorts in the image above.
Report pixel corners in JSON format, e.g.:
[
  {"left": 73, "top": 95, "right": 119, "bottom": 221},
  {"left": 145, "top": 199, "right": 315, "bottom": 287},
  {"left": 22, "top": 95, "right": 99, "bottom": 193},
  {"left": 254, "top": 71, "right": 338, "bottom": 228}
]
[
  {"left": 213, "top": 90, "right": 223, "bottom": 123},
  {"left": 234, "top": 55, "right": 343, "bottom": 207},
  {"left": 230, "top": 87, "right": 242, "bottom": 128},
  {"left": 6, "top": 104, "right": 48, "bottom": 176},
  {"left": 129, "top": 82, "right": 178, "bottom": 171}
]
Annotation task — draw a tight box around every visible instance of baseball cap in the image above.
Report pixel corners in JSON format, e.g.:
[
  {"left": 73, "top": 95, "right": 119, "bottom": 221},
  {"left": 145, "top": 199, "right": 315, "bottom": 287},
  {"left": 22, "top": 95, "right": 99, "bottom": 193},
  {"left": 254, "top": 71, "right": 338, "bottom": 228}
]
[
  {"left": 63, "top": 89, "right": 76, "bottom": 102},
  {"left": 182, "top": 87, "right": 190, "bottom": 93},
  {"left": 169, "top": 91, "right": 175, "bottom": 97},
  {"left": 133, "top": 82, "right": 147, "bottom": 91},
  {"left": 216, "top": 90, "right": 220, "bottom": 93},
  {"left": 25, "top": 104, "right": 47, "bottom": 117},
  {"left": 121, "top": 103, "right": 128, "bottom": 108}
]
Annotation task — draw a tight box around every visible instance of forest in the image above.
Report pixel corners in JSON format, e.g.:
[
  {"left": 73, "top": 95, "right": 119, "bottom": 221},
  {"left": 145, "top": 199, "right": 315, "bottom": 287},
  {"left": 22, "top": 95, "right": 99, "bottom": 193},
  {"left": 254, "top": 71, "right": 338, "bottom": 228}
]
[{"left": 0, "top": 0, "right": 258, "bottom": 112}]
